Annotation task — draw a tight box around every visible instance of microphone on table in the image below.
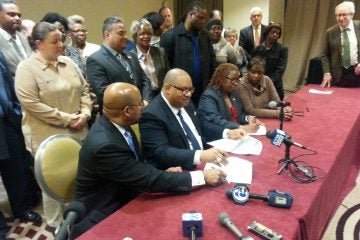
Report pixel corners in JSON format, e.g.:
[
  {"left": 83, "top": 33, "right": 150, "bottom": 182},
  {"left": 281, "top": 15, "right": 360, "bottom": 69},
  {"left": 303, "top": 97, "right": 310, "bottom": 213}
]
[
  {"left": 266, "top": 129, "right": 306, "bottom": 149},
  {"left": 55, "top": 201, "right": 86, "bottom": 240},
  {"left": 182, "top": 212, "right": 203, "bottom": 239},
  {"left": 268, "top": 101, "right": 291, "bottom": 109},
  {"left": 226, "top": 184, "right": 293, "bottom": 208},
  {"left": 218, "top": 212, "right": 254, "bottom": 240}
]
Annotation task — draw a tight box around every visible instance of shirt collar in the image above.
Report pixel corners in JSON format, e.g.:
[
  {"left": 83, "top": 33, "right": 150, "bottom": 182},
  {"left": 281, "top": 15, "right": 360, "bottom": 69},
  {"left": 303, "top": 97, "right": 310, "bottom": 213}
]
[
  {"left": 340, "top": 20, "right": 354, "bottom": 31},
  {"left": 136, "top": 45, "right": 150, "bottom": 60},
  {"left": 34, "top": 52, "right": 67, "bottom": 70},
  {"left": 161, "top": 91, "right": 183, "bottom": 116},
  {"left": 110, "top": 120, "right": 126, "bottom": 135}
]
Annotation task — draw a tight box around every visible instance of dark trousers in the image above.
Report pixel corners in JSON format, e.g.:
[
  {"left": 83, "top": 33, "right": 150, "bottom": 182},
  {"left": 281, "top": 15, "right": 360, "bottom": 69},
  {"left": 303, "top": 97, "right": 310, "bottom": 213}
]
[{"left": 339, "top": 66, "right": 360, "bottom": 87}]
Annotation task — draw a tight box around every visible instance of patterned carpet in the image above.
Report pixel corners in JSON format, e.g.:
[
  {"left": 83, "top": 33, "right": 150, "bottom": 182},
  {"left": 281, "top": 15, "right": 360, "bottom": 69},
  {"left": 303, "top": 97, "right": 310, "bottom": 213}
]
[{"left": 5, "top": 218, "right": 55, "bottom": 240}]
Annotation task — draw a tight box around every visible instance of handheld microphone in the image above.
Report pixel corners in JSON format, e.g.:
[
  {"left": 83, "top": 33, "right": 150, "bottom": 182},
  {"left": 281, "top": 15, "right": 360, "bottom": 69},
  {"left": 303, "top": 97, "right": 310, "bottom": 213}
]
[
  {"left": 182, "top": 212, "right": 203, "bottom": 239},
  {"left": 268, "top": 101, "right": 290, "bottom": 109},
  {"left": 266, "top": 129, "right": 306, "bottom": 149},
  {"left": 55, "top": 201, "right": 86, "bottom": 240},
  {"left": 218, "top": 212, "right": 254, "bottom": 240},
  {"left": 226, "top": 184, "right": 293, "bottom": 208}
]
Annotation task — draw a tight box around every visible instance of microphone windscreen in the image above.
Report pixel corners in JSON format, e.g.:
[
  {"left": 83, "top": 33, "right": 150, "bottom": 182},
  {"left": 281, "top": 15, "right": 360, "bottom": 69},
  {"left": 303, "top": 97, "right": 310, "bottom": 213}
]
[
  {"left": 218, "top": 212, "right": 230, "bottom": 225},
  {"left": 225, "top": 188, "right": 233, "bottom": 199},
  {"left": 268, "top": 101, "right": 277, "bottom": 109},
  {"left": 64, "top": 201, "right": 86, "bottom": 220}
]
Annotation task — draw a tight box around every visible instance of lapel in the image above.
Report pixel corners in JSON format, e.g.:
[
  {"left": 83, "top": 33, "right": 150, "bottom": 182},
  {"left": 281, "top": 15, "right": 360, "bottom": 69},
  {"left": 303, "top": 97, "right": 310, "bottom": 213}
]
[
  {"left": 354, "top": 20, "right": 360, "bottom": 62},
  {"left": 213, "top": 87, "right": 232, "bottom": 120},
  {"left": 0, "top": 34, "right": 20, "bottom": 68},
  {"left": 17, "top": 32, "right": 31, "bottom": 56},
  {"left": 149, "top": 47, "right": 160, "bottom": 78},
  {"left": 331, "top": 27, "right": 342, "bottom": 60},
  {"left": 101, "top": 116, "right": 142, "bottom": 160},
  {"left": 101, "top": 46, "right": 133, "bottom": 83}
]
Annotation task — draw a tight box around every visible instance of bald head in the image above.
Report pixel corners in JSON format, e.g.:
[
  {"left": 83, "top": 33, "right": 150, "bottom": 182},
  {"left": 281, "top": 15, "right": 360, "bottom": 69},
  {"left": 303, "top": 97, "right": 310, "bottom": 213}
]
[
  {"left": 103, "top": 83, "right": 142, "bottom": 125},
  {"left": 162, "top": 69, "right": 193, "bottom": 108}
]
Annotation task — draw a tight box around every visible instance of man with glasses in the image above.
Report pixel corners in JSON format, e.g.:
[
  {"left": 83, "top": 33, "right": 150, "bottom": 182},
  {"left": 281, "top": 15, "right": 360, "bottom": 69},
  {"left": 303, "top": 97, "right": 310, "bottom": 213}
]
[
  {"left": 321, "top": 1, "right": 360, "bottom": 87},
  {"left": 86, "top": 16, "right": 152, "bottom": 113},
  {"left": 73, "top": 82, "right": 226, "bottom": 238},
  {"left": 139, "top": 68, "right": 246, "bottom": 171},
  {"left": 0, "top": 0, "right": 31, "bottom": 76},
  {"left": 239, "top": 6, "right": 267, "bottom": 59}
]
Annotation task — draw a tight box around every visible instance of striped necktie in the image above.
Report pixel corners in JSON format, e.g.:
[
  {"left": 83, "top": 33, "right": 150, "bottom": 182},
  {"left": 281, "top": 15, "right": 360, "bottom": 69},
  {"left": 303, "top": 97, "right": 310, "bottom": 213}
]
[
  {"left": 124, "top": 131, "right": 138, "bottom": 160},
  {"left": 117, "top": 53, "right": 134, "bottom": 80},
  {"left": 177, "top": 110, "right": 201, "bottom": 150}
]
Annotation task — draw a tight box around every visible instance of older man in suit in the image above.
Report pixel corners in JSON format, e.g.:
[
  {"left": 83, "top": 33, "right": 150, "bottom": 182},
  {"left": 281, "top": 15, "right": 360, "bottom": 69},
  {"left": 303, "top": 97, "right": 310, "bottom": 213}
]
[
  {"left": 139, "top": 68, "right": 246, "bottom": 171},
  {"left": 73, "top": 82, "right": 226, "bottom": 238},
  {"left": 0, "top": 0, "right": 31, "bottom": 76},
  {"left": 321, "top": 1, "right": 360, "bottom": 87},
  {"left": 239, "top": 6, "right": 267, "bottom": 58},
  {"left": 86, "top": 16, "right": 152, "bottom": 113},
  {"left": 0, "top": 50, "right": 41, "bottom": 223}
]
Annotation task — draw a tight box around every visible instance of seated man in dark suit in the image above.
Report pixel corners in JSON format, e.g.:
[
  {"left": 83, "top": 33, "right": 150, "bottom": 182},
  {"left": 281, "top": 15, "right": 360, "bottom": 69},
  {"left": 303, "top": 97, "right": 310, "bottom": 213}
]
[
  {"left": 139, "top": 68, "right": 246, "bottom": 171},
  {"left": 86, "top": 16, "right": 152, "bottom": 112},
  {"left": 73, "top": 82, "right": 226, "bottom": 238}
]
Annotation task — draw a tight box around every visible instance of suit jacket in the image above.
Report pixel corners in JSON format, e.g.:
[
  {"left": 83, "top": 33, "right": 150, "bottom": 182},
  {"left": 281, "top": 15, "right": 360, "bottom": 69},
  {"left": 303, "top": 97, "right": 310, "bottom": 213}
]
[
  {"left": 76, "top": 116, "right": 192, "bottom": 216},
  {"left": 197, "top": 86, "right": 247, "bottom": 129},
  {"left": 86, "top": 45, "right": 152, "bottom": 112},
  {"left": 131, "top": 46, "right": 170, "bottom": 92},
  {"left": 321, "top": 20, "right": 360, "bottom": 85},
  {"left": 139, "top": 94, "right": 224, "bottom": 170},
  {"left": 0, "top": 32, "right": 31, "bottom": 76},
  {"left": 0, "top": 50, "right": 22, "bottom": 159},
  {"left": 239, "top": 24, "right": 267, "bottom": 58}
]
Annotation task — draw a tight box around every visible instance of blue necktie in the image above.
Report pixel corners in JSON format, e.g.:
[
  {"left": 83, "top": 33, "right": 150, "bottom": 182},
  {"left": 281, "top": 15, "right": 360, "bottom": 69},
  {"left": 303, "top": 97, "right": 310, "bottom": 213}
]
[
  {"left": 177, "top": 110, "right": 201, "bottom": 150},
  {"left": 124, "top": 131, "right": 138, "bottom": 160},
  {"left": 117, "top": 53, "right": 134, "bottom": 80}
]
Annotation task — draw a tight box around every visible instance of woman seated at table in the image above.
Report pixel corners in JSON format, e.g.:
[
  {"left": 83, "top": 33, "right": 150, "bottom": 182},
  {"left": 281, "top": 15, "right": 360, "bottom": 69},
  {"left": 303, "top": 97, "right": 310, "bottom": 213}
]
[
  {"left": 198, "top": 63, "right": 261, "bottom": 133},
  {"left": 130, "top": 18, "right": 170, "bottom": 97},
  {"left": 236, "top": 56, "right": 293, "bottom": 120},
  {"left": 206, "top": 19, "right": 237, "bottom": 67}
]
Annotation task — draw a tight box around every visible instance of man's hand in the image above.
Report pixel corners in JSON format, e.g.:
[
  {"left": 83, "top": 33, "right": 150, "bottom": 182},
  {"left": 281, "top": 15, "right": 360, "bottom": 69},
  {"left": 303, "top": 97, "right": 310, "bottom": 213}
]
[
  {"left": 283, "top": 106, "right": 293, "bottom": 120},
  {"left": 240, "top": 122, "right": 259, "bottom": 133},
  {"left": 200, "top": 148, "right": 228, "bottom": 164},
  {"left": 355, "top": 64, "right": 360, "bottom": 75},
  {"left": 321, "top": 73, "right": 332, "bottom": 87},
  {"left": 165, "top": 166, "right": 182, "bottom": 173},
  {"left": 228, "top": 128, "right": 247, "bottom": 139},
  {"left": 203, "top": 168, "right": 226, "bottom": 186}
]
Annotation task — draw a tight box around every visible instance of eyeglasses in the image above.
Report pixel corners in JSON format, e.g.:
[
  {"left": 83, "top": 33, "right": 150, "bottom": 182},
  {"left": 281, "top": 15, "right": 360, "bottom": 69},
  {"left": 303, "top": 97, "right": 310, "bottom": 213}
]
[
  {"left": 128, "top": 101, "right": 145, "bottom": 108},
  {"left": 226, "top": 76, "right": 240, "bottom": 83},
  {"left": 71, "top": 29, "right": 88, "bottom": 34},
  {"left": 168, "top": 84, "right": 195, "bottom": 95},
  {"left": 336, "top": 13, "right": 351, "bottom": 18}
]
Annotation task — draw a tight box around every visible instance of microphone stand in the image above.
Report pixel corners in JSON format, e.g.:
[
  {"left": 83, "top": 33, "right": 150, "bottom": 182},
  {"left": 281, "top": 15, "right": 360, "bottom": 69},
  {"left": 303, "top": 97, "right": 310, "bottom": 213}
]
[
  {"left": 279, "top": 105, "right": 285, "bottom": 130},
  {"left": 277, "top": 142, "right": 294, "bottom": 175},
  {"left": 189, "top": 226, "right": 197, "bottom": 240}
]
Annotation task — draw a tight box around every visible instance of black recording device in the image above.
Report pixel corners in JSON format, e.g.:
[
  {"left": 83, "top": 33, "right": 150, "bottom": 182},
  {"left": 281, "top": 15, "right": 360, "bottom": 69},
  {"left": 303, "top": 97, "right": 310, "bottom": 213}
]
[{"left": 226, "top": 184, "right": 293, "bottom": 208}]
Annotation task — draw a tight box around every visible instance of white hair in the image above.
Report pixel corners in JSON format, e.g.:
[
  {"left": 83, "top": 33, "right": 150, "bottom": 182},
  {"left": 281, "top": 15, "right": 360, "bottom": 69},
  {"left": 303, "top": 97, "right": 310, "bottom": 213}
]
[
  {"left": 250, "top": 6, "right": 263, "bottom": 16},
  {"left": 335, "top": 1, "right": 355, "bottom": 14}
]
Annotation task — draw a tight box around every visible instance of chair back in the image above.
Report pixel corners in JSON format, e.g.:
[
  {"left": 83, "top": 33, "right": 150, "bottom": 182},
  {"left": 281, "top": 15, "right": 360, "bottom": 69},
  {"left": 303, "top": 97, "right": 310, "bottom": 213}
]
[{"left": 34, "top": 134, "right": 82, "bottom": 203}]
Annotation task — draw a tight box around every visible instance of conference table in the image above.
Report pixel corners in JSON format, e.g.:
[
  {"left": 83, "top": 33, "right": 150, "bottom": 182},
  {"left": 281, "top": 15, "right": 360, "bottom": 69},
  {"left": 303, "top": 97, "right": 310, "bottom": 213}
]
[{"left": 77, "top": 84, "right": 360, "bottom": 240}]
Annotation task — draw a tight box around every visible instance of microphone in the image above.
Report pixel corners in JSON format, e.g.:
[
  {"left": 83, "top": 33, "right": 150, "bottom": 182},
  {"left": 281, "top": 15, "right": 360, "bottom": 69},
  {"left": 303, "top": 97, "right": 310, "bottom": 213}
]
[
  {"left": 268, "top": 101, "right": 290, "bottom": 109},
  {"left": 266, "top": 129, "right": 306, "bottom": 149},
  {"left": 55, "top": 201, "right": 86, "bottom": 240},
  {"left": 226, "top": 184, "right": 293, "bottom": 208},
  {"left": 182, "top": 212, "right": 203, "bottom": 239},
  {"left": 218, "top": 212, "right": 254, "bottom": 240}
]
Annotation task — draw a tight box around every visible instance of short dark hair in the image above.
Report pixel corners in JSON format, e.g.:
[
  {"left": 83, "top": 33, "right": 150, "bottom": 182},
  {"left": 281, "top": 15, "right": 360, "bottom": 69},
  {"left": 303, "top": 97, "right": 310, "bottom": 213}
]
[
  {"left": 142, "top": 12, "right": 164, "bottom": 34},
  {"left": 264, "top": 22, "right": 282, "bottom": 38},
  {"left": 181, "top": 0, "right": 206, "bottom": 22},
  {"left": 247, "top": 56, "right": 266, "bottom": 70},
  {"left": 41, "top": 12, "right": 69, "bottom": 32},
  {"left": 102, "top": 16, "right": 123, "bottom": 34}
]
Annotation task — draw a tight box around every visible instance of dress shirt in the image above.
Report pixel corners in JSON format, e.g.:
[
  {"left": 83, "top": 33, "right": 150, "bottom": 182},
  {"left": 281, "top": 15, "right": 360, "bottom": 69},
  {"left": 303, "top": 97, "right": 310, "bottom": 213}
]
[
  {"left": 111, "top": 120, "right": 205, "bottom": 186},
  {"left": 136, "top": 46, "right": 158, "bottom": 89},
  {"left": 341, "top": 21, "right": 358, "bottom": 66}
]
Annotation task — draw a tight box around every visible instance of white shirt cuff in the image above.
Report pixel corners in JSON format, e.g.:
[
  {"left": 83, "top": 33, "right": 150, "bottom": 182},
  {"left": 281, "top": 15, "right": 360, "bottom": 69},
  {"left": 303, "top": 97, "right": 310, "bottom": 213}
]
[
  {"left": 222, "top": 129, "right": 230, "bottom": 139},
  {"left": 190, "top": 170, "right": 205, "bottom": 186},
  {"left": 193, "top": 150, "right": 201, "bottom": 165}
]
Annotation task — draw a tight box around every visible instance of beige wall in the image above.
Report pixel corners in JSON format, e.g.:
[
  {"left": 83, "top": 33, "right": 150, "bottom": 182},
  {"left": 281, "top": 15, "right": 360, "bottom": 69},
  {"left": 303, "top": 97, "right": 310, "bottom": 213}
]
[{"left": 16, "top": 0, "right": 170, "bottom": 44}]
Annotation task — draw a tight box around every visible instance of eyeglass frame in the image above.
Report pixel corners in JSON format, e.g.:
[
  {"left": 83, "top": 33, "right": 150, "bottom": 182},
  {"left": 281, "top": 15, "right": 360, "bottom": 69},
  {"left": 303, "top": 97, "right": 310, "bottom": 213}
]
[
  {"left": 71, "top": 29, "right": 88, "bottom": 34},
  {"left": 226, "top": 76, "right": 241, "bottom": 83},
  {"left": 168, "top": 84, "right": 195, "bottom": 95}
]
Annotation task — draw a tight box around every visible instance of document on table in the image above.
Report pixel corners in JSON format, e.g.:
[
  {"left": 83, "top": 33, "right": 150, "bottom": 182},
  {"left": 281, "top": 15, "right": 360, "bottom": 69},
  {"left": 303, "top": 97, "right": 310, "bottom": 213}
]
[
  {"left": 207, "top": 135, "right": 263, "bottom": 155},
  {"left": 204, "top": 156, "right": 252, "bottom": 184},
  {"left": 309, "top": 88, "right": 333, "bottom": 94},
  {"left": 248, "top": 125, "right": 266, "bottom": 136}
]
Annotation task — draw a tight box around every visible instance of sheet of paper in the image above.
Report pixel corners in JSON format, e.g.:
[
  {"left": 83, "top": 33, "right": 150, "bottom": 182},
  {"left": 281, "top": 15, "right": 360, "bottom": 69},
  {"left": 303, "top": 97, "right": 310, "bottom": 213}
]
[
  {"left": 248, "top": 125, "right": 266, "bottom": 136},
  {"left": 207, "top": 136, "right": 263, "bottom": 155},
  {"left": 309, "top": 88, "right": 333, "bottom": 94},
  {"left": 204, "top": 156, "right": 253, "bottom": 184}
]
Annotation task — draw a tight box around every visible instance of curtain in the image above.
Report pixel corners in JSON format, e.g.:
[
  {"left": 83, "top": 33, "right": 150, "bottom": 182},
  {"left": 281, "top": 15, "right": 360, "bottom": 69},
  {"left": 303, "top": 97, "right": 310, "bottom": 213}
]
[{"left": 283, "top": 0, "right": 360, "bottom": 91}]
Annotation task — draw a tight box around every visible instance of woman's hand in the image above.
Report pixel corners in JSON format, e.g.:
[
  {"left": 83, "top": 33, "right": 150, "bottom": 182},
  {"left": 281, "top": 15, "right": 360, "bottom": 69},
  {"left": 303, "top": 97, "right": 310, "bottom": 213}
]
[{"left": 69, "top": 113, "right": 89, "bottom": 130}]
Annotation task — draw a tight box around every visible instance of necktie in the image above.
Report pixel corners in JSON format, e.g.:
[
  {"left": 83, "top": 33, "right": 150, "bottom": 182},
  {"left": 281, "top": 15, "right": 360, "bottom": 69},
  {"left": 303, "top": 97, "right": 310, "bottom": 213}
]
[
  {"left": 11, "top": 38, "right": 26, "bottom": 61},
  {"left": 177, "top": 110, "right": 201, "bottom": 150},
  {"left": 342, "top": 28, "right": 351, "bottom": 68},
  {"left": 124, "top": 131, "right": 139, "bottom": 160},
  {"left": 117, "top": 53, "right": 134, "bottom": 80},
  {"left": 254, "top": 27, "right": 260, "bottom": 47}
]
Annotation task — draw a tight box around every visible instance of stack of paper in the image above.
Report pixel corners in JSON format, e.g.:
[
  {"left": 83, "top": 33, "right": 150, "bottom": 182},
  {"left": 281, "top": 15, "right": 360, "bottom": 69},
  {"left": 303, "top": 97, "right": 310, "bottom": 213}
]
[{"left": 207, "top": 136, "right": 263, "bottom": 155}]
